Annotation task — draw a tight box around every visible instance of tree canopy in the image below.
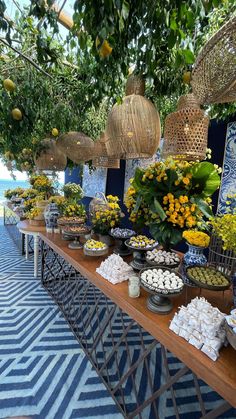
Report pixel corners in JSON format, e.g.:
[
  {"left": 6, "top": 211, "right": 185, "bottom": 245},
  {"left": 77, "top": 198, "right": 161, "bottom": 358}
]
[{"left": 0, "top": 0, "right": 236, "bottom": 174}]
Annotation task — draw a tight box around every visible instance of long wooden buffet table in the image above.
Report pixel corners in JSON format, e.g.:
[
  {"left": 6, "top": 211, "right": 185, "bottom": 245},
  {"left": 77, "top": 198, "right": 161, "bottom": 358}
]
[{"left": 40, "top": 231, "right": 236, "bottom": 419}]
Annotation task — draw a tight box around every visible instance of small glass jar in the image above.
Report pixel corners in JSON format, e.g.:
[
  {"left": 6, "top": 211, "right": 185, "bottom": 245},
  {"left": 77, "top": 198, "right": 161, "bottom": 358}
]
[{"left": 128, "top": 276, "right": 140, "bottom": 298}]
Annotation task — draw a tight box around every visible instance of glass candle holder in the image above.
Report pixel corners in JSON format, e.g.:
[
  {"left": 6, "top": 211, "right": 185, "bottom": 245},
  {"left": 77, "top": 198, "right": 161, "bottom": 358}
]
[{"left": 128, "top": 276, "right": 140, "bottom": 298}]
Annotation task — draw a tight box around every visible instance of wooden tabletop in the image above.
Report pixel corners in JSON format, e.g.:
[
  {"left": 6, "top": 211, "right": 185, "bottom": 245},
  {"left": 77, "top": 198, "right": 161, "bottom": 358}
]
[
  {"left": 17, "top": 220, "right": 46, "bottom": 234},
  {"left": 40, "top": 231, "right": 236, "bottom": 408}
]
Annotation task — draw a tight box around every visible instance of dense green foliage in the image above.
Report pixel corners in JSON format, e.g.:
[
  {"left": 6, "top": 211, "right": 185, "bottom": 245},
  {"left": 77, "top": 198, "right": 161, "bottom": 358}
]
[{"left": 0, "top": 0, "right": 236, "bottom": 175}]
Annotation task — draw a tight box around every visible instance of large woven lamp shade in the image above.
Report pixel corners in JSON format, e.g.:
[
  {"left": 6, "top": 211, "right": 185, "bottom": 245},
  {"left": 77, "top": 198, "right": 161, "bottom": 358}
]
[
  {"left": 105, "top": 76, "right": 161, "bottom": 159},
  {"left": 34, "top": 138, "right": 67, "bottom": 171},
  {"left": 57, "top": 131, "right": 95, "bottom": 164},
  {"left": 92, "top": 133, "right": 120, "bottom": 169},
  {"left": 162, "top": 94, "right": 209, "bottom": 161},
  {"left": 191, "top": 16, "right": 236, "bottom": 104}
]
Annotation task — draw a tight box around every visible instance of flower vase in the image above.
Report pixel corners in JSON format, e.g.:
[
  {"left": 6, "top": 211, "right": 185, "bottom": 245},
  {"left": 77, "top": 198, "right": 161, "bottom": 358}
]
[
  {"left": 183, "top": 244, "right": 207, "bottom": 267},
  {"left": 98, "top": 234, "right": 113, "bottom": 247},
  {"left": 44, "top": 203, "right": 60, "bottom": 233}
]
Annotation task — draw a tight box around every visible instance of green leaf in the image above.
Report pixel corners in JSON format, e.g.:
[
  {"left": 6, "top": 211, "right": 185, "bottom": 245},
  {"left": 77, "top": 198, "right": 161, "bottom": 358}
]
[
  {"left": 133, "top": 193, "right": 142, "bottom": 213},
  {"left": 190, "top": 162, "right": 220, "bottom": 196},
  {"left": 121, "top": 1, "right": 130, "bottom": 20},
  {"left": 182, "top": 49, "right": 195, "bottom": 64},
  {"left": 152, "top": 197, "right": 167, "bottom": 221},
  {"left": 204, "top": 170, "right": 221, "bottom": 196},
  {"left": 192, "top": 197, "right": 214, "bottom": 219},
  {"left": 170, "top": 18, "right": 177, "bottom": 31}
]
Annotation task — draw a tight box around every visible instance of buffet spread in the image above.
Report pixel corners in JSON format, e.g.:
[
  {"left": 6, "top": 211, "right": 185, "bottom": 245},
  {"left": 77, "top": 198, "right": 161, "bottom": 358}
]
[{"left": 6, "top": 172, "right": 235, "bottom": 362}]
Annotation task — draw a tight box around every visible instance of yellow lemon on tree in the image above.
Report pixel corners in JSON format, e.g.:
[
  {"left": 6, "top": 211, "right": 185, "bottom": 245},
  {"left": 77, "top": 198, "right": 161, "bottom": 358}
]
[
  {"left": 3, "top": 78, "right": 16, "bottom": 92},
  {"left": 4, "top": 151, "right": 14, "bottom": 160},
  {"left": 32, "top": 137, "right": 38, "bottom": 145},
  {"left": 182, "top": 71, "right": 191, "bottom": 84},
  {"left": 11, "top": 108, "right": 22, "bottom": 120},
  {"left": 99, "top": 40, "right": 112, "bottom": 58},
  {"left": 51, "top": 128, "right": 59, "bottom": 137}
]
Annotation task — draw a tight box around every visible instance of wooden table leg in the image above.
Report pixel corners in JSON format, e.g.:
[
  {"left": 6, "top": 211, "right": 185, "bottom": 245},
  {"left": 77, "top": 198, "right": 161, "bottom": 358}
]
[{"left": 34, "top": 235, "right": 39, "bottom": 278}]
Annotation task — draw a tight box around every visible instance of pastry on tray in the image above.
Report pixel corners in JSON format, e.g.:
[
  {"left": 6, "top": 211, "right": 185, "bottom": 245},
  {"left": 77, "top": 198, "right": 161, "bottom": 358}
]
[{"left": 58, "top": 216, "right": 86, "bottom": 225}]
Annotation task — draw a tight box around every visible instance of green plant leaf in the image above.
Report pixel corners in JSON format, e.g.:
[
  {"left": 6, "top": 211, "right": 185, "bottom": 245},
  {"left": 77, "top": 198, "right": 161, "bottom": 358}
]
[
  {"left": 151, "top": 198, "right": 167, "bottom": 221},
  {"left": 192, "top": 197, "right": 214, "bottom": 219}
]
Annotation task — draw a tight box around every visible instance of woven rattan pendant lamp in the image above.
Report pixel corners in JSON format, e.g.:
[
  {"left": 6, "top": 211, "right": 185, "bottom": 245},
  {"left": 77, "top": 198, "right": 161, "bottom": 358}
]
[
  {"left": 105, "top": 75, "right": 161, "bottom": 159},
  {"left": 34, "top": 138, "right": 67, "bottom": 171},
  {"left": 191, "top": 16, "right": 236, "bottom": 104},
  {"left": 92, "top": 132, "right": 120, "bottom": 169},
  {"left": 162, "top": 93, "right": 209, "bottom": 161},
  {"left": 57, "top": 131, "right": 95, "bottom": 164}
]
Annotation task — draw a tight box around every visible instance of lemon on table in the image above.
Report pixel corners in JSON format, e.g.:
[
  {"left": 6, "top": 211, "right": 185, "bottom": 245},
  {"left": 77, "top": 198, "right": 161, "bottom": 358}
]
[
  {"left": 182, "top": 71, "right": 191, "bottom": 84},
  {"left": 3, "top": 78, "right": 16, "bottom": 92},
  {"left": 51, "top": 128, "right": 59, "bottom": 137},
  {"left": 11, "top": 108, "right": 22, "bottom": 120}
]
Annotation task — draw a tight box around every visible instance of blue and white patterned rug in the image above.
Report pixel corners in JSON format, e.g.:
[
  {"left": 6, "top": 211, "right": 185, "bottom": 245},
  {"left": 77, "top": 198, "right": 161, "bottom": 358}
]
[{"left": 0, "top": 225, "right": 235, "bottom": 419}]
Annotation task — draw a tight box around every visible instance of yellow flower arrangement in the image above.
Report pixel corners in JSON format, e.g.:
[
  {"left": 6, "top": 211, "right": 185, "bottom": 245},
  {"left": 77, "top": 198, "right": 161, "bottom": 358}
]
[
  {"left": 210, "top": 214, "right": 236, "bottom": 252},
  {"left": 124, "top": 157, "right": 220, "bottom": 248},
  {"left": 23, "top": 197, "right": 37, "bottom": 212},
  {"left": 19, "top": 188, "right": 38, "bottom": 199},
  {"left": 25, "top": 207, "right": 43, "bottom": 220},
  {"left": 63, "top": 203, "right": 86, "bottom": 218},
  {"left": 92, "top": 195, "right": 121, "bottom": 234},
  {"left": 183, "top": 230, "right": 210, "bottom": 247},
  {"left": 29, "top": 175, "right": 54, "bottom": 198},
  {"left": 4, "top": 187, "right": 26, "bottom": 199}
]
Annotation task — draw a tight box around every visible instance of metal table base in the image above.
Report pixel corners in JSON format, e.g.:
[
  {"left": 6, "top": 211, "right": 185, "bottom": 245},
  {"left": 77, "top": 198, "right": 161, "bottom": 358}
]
[{"left": 41, "top": 241, "right": 233, "bottom": 419}]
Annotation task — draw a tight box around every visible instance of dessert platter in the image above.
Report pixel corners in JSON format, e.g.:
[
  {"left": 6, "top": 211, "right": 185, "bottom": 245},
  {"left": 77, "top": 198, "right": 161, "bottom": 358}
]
[
  {"left": 125, "top": 235, "right": 159, "bottom": 270},
  {"left": 62, "top": 225, "right": 91, "bottom": 249},
  {"left": 58, "top": 216, "right": 87, "bottom": 240},
  {"left": 140, "top": 266, "right": 184, "bottom": 314},
  {"left": 186, "top": 265, "right": 230, "bottom": 290},
  {"left": 84, "top": 239, "right": 108, "bottom": 256},
  {"left": 109, "top": 227, "right": 136, "bottom": 256},
  {"left": 57, "top": 216, "right": 86, "bottom": 226},
  {"left": 146, "top": 248, "right": 180, "bottom": 268}
]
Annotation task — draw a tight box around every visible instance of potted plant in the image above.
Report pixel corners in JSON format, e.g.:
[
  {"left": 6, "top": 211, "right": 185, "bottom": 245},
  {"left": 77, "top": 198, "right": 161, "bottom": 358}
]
[
  {"left": 125, "top": 158, "right": 220, "bottom": 250},
  {"left": 62, "top": 183, "right": 84, "bottom": 203},
  {"left": 29, "top": 174, "right": 55, "bottom": 202},
  {"left": 25, "top": 207, "right": 45, "bottom": 226},
  {"left": 92, "top": 195, "right": 121, "bottom": 245},
  {"left": 209, "top": 214, "right": 236, "bottom": 274}
]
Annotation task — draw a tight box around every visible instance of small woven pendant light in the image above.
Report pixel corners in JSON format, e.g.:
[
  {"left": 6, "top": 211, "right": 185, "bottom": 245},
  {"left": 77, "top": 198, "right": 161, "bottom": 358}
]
[
  {"left": 105, "top": 75, "right": 161, "bottom": 159},
  {"left": 56, "top": 131, "right": 95, "bottom": 164},
  {"left": 34, "top": 138, "right": 67, "bottom": 171},
  {"left": 92, "top": 132, "right": 120, "bottom": 169},
  {"left": 162, "top": 93, "right": 209, "bottom": 161}
]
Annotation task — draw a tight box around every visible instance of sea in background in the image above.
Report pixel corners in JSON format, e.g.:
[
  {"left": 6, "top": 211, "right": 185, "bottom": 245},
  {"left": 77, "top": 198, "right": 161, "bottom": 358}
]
[{"left": 0, "top": 179, "right": 29, "bottom": 203}]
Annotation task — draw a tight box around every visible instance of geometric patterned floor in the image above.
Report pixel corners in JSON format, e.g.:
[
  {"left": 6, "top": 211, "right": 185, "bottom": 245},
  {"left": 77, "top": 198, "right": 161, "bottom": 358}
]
[
  {"left": 0, "top": 224, "right": 235, "bottom": 419},
  {"left": 0, "top": 225, "right": 122, "bottom": 419}
]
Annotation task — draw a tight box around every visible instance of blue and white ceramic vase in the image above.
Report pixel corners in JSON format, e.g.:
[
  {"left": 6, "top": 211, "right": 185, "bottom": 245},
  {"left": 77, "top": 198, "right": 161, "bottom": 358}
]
[
  {"left": 183, "top": 244, "right": 207, "bottom": 267},
  {"left": 44, "top": 203, "right": 60, "bottom": 233}
]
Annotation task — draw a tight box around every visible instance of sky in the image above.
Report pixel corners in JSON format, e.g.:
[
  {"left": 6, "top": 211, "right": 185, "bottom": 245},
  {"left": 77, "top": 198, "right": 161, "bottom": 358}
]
[
  {"left": 0, "top": 160, "right": 27, "bottom": 180},
  {"left": 0, "top": 159, "right": 65, "bottom": 183}
]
